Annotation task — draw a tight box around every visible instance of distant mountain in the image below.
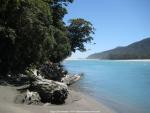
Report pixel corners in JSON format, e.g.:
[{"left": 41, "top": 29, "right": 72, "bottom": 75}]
[{"left": 87, "top": 38, "right": 150, "bottom": 60}]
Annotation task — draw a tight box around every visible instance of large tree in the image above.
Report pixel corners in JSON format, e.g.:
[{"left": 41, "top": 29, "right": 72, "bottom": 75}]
[
  {"left": 0, "top": 0, "right": 94, "bottom": 76},
  {"left": 0, "top": 0, "right": 55, "bottom": 75},
  {"left": 67, "top": 18, "right": 95, "bottom": 52},
  {"left": 47, "top": 0, "right": 73, "bottom": 62}
]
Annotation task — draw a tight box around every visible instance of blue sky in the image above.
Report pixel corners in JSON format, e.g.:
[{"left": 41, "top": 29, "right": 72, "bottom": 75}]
[{"left": 64, "top": 0, "right": 150, "bottom": 59}]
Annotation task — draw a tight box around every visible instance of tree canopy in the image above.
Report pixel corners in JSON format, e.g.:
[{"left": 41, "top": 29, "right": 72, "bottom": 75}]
[
  {"left": 0, "top": 0, "right": 94, "bottom": 76},
  {"left": 68, "top": 18, "right": 95, "bottom": 52}
]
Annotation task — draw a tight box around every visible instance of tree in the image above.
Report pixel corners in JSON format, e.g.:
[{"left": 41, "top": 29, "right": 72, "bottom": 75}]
[
  {"left": 0, "top": 0, "right": 55, "bottom": 75},
  {"left": 47, "top": 0, "right": 73, "bottom": 62},
  {"left": 48, "top": 28, "right": 71, "bottom": 63},
  {"left": 50, "top": 0, "right": 74, "bottom": 30},
  {"left": 0, "top": 0, "right": 94, "bottom": 76},
  {"left": 67, "top": 18, "right": 95, "bottom": 52}
]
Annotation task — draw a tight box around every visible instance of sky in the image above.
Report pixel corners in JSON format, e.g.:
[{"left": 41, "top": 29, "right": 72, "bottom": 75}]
[{"left": 64, "top": 0, "right": 150, "bottom": 59}]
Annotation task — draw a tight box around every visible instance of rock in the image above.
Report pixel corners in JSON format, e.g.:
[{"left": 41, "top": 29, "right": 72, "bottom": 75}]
[
  {"left": 23, "top": 90, "right": 41, "bottom": 105},
  {"left": 61, "top": 74, "right": 81, "bottom": 85},
  {"left": 30, "top": 78, "right": 68, "bottom": 104}
]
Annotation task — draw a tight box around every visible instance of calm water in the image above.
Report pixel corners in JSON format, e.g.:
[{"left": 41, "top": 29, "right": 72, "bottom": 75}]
[{"left": 63, "top": 60, "right": 150, "bottom": 113}]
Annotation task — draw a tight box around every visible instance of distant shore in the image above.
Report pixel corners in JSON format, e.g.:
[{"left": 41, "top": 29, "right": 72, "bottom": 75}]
[
  {"left": 0, "top": 85, "right": 116, "bottom": 113},
  {"left": 113, "top": 59, "right": 150, "bottom": 61},
  {"left": 65, "top": 58, "right": 150, "bottom": 61},
  {"left": 65, "top": 59, "right": 150, "bottom": 61}
]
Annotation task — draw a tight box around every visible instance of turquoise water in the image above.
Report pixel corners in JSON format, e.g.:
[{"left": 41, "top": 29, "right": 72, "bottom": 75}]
[{"left": 63, "top": 60, "right": 150, "bottom": 113}]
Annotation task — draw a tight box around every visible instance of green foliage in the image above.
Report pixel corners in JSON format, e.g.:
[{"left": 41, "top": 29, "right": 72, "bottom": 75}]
[
  {"left": 0, "top": 0, "right": 94, "bottom": 76},
  {"left": 49, "top": 0, "right": 73, "bottom": 30},
  {"left": 49, "top": 28, "right": 71, "bottom": 62},
  {"left": 0, "top": 0, "right": 55, "bottom": 75},
  {"left": 47, "top": 0, "right": 73, "bottom": 62},
  {"left": 0, "top": 26, "right": 16, "bottom": 75},
  {"left": 67, "top": 18, "right": 95, "bottom": 52}
]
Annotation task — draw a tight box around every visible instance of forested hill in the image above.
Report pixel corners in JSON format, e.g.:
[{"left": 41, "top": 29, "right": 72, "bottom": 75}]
[{"left": 87, "top": 38, "right": 150, "bottom": 60}]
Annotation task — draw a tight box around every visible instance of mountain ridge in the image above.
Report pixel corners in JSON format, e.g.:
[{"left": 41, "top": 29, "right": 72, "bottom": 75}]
[{"left": 87, "top": 38, "right": 150, "bottom": 59}]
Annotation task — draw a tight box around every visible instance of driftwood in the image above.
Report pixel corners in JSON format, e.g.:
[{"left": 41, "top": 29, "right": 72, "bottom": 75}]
[
  {"left": 61, "top": 74, "right": 81, "bottom": 85},
  {"left": 23, "top": 90, "right": 41, "bottom": 105},
  {"left": 25, "top": 69, "right": 68, "bottom": 104},
  {"left": 21, "top": 69, "right": 82, "bottom": 104}
]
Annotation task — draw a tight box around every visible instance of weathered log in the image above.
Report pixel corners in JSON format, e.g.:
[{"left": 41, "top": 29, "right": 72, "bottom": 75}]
[
  {"left": 26, "top": 69, "right": 69, "bottom": 104},
  {"left": 23, "top": 90, "right": 41, "bottom": 105},
  {"left": 30, "top": 78, "right": 68, "bottom": 104},
  {"left": 61, "top": 74, "right": 81, "bottom": 85}
]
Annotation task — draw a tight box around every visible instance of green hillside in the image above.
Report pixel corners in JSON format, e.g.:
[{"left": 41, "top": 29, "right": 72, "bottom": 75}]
[{"left": 87, "top": 38, "right": 150, "bottom": 59}]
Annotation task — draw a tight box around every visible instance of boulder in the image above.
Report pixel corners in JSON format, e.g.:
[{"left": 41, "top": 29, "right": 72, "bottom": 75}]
[{"left": 23, "top": 90, "right": 41, "bottom": 105}]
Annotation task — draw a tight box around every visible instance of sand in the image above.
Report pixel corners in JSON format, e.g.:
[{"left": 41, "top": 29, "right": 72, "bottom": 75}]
[{"left": 0, "top": 85, "right": 116, "bottom": 113}]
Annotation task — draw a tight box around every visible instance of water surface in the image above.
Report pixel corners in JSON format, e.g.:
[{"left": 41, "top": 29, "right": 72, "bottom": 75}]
[{"left": 63, "top": 60, "right": 150, "bottom": 113}]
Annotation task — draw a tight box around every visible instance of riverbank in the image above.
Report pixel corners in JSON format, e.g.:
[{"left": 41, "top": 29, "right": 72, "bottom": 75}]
[{"left": 0, "top": 85, "right": 116, "bottom": 113}]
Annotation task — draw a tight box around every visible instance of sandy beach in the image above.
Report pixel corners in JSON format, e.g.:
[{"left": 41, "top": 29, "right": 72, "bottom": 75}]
[{"left": 0, "top": 85, "right": 116, "bottom": 113}]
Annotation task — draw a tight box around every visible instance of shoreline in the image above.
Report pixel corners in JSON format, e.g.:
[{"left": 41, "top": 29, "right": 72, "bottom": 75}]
[
  {"left": 65, "top": 59, "right": 150, "bottom": 62},
  {"left": 0, "top": 85, "right": 116, "bottom": 113}
]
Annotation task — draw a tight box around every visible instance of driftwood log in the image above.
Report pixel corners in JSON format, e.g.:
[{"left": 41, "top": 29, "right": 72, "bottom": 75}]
[
  {"left": 61, "top": 74, "right": 81, "bottom": 85},
  {"left": 26, "top": 69, "right": 68, "bottom": 104}
]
